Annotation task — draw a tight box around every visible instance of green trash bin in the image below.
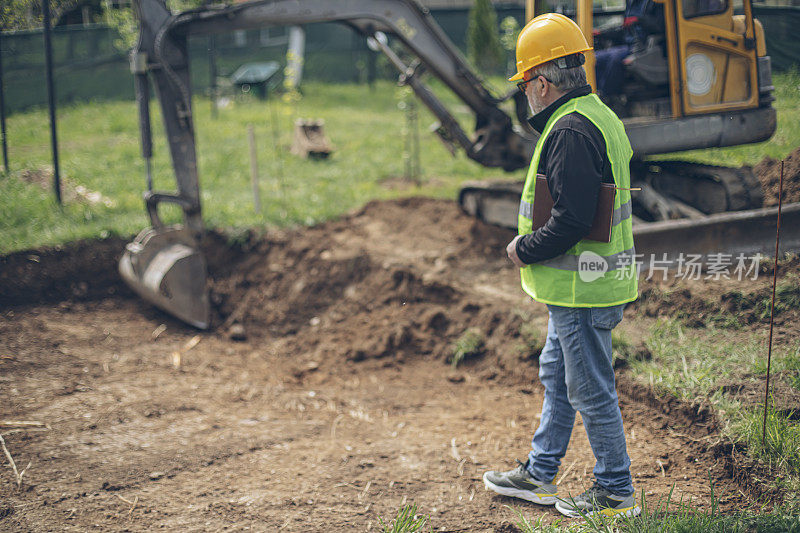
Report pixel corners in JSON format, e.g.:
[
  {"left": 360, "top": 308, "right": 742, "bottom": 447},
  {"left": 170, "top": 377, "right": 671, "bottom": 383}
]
[{"left": 230, "top": 61, "right": 282, "bottom": 99}]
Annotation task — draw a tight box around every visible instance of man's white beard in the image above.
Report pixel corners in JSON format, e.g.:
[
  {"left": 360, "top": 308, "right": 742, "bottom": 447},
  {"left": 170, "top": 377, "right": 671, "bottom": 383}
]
[{"left": 528, "top": 92, "right": 545, "bottom": 115}]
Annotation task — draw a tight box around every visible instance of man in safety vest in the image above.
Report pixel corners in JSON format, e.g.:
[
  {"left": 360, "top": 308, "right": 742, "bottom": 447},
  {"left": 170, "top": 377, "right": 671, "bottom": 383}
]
[{"left": 482, "top": 13, "right": 640, "bottom": 518}]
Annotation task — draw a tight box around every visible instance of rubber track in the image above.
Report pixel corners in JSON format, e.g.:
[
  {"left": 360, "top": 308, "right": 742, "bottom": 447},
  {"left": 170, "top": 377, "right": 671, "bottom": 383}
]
[
  {"left": 456, "top": 160, "right": 765, "bottom": 229},
  {"left": 646, "top": 161, "right": 764, "bottom": 212}
]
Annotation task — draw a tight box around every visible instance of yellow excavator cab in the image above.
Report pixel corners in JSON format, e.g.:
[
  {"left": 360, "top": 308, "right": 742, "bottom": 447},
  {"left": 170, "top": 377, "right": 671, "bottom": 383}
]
[{"left": 570, "top": 0, "right": 772, "bottom": 119}]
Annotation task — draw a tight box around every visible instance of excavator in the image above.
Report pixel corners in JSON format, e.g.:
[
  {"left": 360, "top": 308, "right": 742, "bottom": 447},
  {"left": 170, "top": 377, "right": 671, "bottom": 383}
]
[{"left": 121, "top": 0, "right": 787, "bottom": 328}]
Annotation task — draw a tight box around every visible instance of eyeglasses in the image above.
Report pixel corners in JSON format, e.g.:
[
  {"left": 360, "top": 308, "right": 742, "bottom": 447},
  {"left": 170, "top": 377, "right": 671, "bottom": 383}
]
[{"left": 517, "top": 75, "right": 554, "bottom": 94}]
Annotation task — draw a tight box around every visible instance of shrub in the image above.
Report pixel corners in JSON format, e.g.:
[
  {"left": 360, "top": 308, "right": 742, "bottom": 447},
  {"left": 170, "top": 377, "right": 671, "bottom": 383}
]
[{"left": 467, "top": 0, "right": 504, "bottom": 74}]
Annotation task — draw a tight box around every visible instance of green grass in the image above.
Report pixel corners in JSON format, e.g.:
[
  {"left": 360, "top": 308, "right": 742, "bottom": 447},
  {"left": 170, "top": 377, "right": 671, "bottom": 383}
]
[
  {"left": 783, "top": 347, "right": 800, "bottom": 391},
  {"left": 734, "top": 405, "right": 800, "bottom": 481},
  {"left": 3, "top": 72, "right": 800, "bottom": 253},
  {"left": 637, "top": 320, "right": 758, "bottom": 401},
  {"left": 0, "top": 79, "right": 515, "bottom": 253},
  {"left": 764, "top": 274, "right": 800, "bottom": 319},
  {"left": 753, "top": 340, "right": 800, "bottom": 383},
  {"left": 378, "top": 503, "right": 428, "bottom": 533},
  {"left": 712, "top": 273, "right": 800, "bottom": 328},
  {"left": 516, "top": 313, "right": 546, "bottom": 360},
  {"left": 611, "top": 330, "right": 647, "bottom": 368},
  {"left": 604, "top": 489, "right": 800, "bottom": 532},
  {"left": 449, "top": 327, "right": 485, "bottom": 369},
  {"left": 508, "top": 485, "right": 800, "bottom": 532},
  {"left": 630, "top": 320, "right": 800, "bottom": 504},
  {"left": 508, "top": 504, "right": 566, "bottom": 532},
  {"left": 638, "top": 320, "right": 800, "bottom": 408}
]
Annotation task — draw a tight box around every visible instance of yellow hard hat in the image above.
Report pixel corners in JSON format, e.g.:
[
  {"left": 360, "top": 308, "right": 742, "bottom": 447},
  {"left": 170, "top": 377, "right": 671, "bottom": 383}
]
[{"left": 509, "top": 13, "right": 592, "bottom": 82}]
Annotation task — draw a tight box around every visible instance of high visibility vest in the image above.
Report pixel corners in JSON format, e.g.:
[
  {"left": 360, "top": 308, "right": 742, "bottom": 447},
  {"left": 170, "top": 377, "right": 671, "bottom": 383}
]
[{"left": 518, "top": 93, "right": 638, "bottom": 307}]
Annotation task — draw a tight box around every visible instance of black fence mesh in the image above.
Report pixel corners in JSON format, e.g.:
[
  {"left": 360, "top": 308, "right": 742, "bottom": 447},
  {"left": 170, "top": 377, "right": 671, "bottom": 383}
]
[
  {"left": 0, "top": 5, "right": 797, "bottom": 114},
  {"left": 1, "top": 25, "right": 132, "bottom": 113},
  {"left": 0, "top": 21, "right": 386, "bottom": 113},
  {"left": 753, "top": 5, "right": 800, "bottom": 72}
]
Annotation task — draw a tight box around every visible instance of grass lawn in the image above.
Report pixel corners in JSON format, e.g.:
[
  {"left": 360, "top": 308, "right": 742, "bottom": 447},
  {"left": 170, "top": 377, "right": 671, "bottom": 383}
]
[
  {"left": 0, "top": 79, "right": 516, "bottom": 253},
  {"left": 2, "top": 72, "right": 800, "bottom": 253}
]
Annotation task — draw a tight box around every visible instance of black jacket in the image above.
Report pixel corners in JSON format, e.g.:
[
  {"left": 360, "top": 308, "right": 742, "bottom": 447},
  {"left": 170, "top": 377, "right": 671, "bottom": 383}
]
[{"left": 515, "top": 85, "right": 615, "bottom": 265}]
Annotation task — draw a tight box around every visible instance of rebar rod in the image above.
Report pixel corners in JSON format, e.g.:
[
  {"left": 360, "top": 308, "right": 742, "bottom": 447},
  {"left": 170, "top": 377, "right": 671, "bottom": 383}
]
[{"left": 762, "top": 159, "right": 784, "bottom": 447}]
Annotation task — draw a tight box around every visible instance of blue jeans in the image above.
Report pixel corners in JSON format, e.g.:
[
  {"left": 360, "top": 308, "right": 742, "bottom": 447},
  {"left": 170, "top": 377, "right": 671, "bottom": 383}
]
[{"left": 526, "top": 303, "right": 634, "bottom": 496}]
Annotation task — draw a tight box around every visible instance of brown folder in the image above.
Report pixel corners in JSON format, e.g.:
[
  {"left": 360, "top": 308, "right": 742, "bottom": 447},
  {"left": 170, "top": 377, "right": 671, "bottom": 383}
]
[{"left": 532, "top": 174, "right": 616, "bottom": 243}]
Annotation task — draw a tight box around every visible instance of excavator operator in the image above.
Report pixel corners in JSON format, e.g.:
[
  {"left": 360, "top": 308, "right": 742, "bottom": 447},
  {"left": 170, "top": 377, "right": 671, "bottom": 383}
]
[
  {"left": 594, "top": 0, "right": 665, "bottom": 97},
  {"left": 481, "top": 13, "right": 641, "bottom": 518}
]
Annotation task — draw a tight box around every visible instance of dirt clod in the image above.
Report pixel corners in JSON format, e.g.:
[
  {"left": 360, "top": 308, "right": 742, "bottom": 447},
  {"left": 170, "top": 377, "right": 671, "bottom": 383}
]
[{"left": 227, "top": 323, "right": 247, "bottom": 341}]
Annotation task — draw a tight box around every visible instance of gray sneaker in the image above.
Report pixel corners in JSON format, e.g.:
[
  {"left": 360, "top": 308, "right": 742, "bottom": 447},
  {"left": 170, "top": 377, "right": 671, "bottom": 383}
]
[
  {"left": 483, "top": 459, "right": 558, "bottom": 505},
  {"left": 555, "top": 482, "right": 641, "bottom": 518}
]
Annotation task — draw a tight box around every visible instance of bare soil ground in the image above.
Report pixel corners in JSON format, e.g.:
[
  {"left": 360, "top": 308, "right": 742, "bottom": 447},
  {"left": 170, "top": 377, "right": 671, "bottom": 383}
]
[
  {"left": 0, "top": 198, "right": 788, "bottom": 531},
  {"left": 754, "top": 146, "right": 800, "bottom": 206}
]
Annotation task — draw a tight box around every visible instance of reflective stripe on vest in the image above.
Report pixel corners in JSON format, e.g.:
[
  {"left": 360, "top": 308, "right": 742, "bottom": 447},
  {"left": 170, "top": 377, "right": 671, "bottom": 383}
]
[
  {"left": 519, "top": 198, "right": 632, "bottom": 227},
  {"left": 537, "top": 245, "right": 636, "bottom": 272},
  {"left": 517, "top": 93, "right": 638, "bottom": 308}
]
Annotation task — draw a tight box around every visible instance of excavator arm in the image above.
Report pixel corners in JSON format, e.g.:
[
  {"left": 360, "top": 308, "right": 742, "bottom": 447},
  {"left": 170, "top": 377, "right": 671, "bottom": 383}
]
[
  {"left": 122, "top": 0, "right": 535, "bottom": 328},
  {"left": 135, "top": 0, "right": 533, "bottom": 174}
]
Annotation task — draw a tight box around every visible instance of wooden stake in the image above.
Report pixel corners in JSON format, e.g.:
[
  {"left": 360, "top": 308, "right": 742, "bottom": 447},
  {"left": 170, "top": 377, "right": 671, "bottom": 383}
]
[
  {"left": 762, "top": 159, "right": 785, "bottom": 447},
  {"left": 0, "top": 32, "right": 8, "bottom": 173},
  {"left": 248, "top": 124, "right": 262, "bottom": 213},
  {"left": 0, "top": 421, "right": 47, "bottom": 429}
]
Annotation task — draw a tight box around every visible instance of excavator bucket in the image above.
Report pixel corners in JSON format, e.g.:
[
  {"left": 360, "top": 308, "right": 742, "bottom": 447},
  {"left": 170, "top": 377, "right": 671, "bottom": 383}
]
[
  {"left": 119, "top": 226, "right": 210, "bottom": 329},
  {"left": 124, "top": 17, "right": 211, "bottom": 330}
]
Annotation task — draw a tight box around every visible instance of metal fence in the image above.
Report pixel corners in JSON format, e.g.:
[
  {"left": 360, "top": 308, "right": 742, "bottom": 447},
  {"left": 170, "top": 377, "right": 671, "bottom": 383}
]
[
  {"left": 0, "top": 21, "right": 384, "bottom": 114},
  {"left": 1, "top": 25, "right": 132, "bottom": 113},
  {"left": 1, "top": 5, "right": 798, "bottom": 114}
]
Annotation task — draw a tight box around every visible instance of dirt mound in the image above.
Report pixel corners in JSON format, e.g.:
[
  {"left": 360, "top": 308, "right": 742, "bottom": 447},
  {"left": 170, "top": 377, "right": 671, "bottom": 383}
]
[
  {"left": 0, "top": 232, "right": 250, "bottom": 309},
  {"left": 632, "top": 255, "right": 800, "bottom": 337},
  {"left": 0, "top": 237, "right": 132, "bottom": 307},
  {"left": 208, "top": 198, "right": 529, "bottom": 375},
  {"left": 0, "top": 197, "right": 525, "bottom": 374},
  {"left": 753, "top": 147, "right": 800, "bottom": 206}
]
